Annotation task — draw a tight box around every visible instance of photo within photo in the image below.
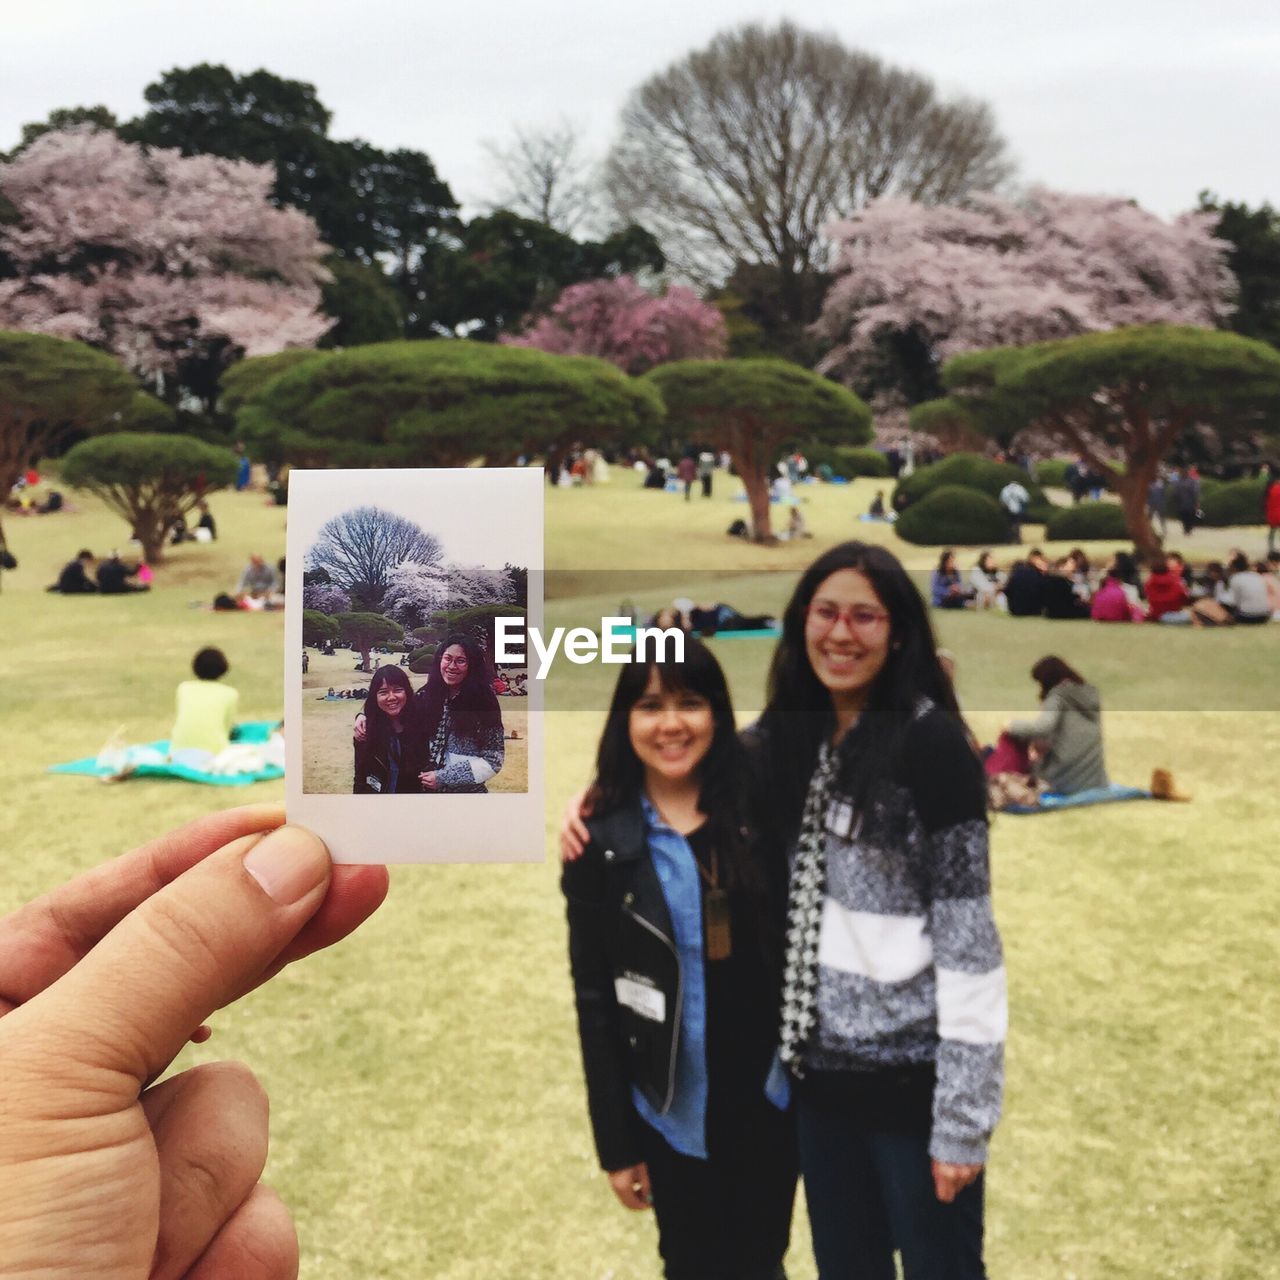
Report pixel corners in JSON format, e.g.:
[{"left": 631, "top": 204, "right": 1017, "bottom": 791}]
[{"left": 286, "top": 468, "right": 543, "bottom": 864}]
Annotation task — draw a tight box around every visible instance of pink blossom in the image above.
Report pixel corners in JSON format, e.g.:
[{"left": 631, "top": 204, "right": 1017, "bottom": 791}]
[
  {"left": 503, "top": 275, "right": 726, "bottom": 374},
  {"left": 815, "top": 188, "right": 1236, "bottom": 382},
  {"left": 0, "top": 127, "right": 330, "bottom": 377}
]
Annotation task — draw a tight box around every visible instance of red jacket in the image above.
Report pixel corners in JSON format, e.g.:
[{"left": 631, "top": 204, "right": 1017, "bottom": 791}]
[
  {"left": 1266, "top": 479, "right": 1280, "bottom": 527},
  {"left": 1145, "top": 570, "right": 1189, "bottom": 619}
]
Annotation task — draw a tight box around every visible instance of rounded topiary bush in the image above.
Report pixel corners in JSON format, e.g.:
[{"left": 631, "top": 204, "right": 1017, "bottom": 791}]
[
  {"left": 1199, "top": 477, "right": 1266, "bottom": 527},
  {"left": 895, "top": 452, "right": 1051, "bottom": 514},
  {"left": 895, "top": 486, "right": 1009, "bottom": 546},
  {"left": 408, "top": 644, "right": 437, "bottom": 673},
  {"left": 1043, "top": 502, "right": 1130, "bottom": 541},
  {"left": 803, "top": 443, "right": 890, "bottom": 480},
  {"left": 1034, "top": 459, "right": 1072, "bottom": 488},
  {"left": 836, "top": 446, "right": 891, "bottom": 478}
]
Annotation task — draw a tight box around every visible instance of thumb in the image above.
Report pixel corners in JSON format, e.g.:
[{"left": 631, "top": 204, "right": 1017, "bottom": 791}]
[{"left": 7, "top": 825, "right": 331, "bottom": 1098}]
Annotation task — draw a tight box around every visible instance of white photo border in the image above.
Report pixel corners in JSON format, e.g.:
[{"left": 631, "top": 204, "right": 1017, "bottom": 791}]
[{"left": 285, "top": 467, "right": 544, "bottom": 865}]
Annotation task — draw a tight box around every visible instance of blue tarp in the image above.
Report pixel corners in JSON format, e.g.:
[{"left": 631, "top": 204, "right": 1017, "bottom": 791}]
[{"left": 1001, "top": 783, "right": 1151, "bottom": 815}]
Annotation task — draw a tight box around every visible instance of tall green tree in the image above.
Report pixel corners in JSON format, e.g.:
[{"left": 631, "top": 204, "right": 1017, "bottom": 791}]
[
  {"left": 0, "top": 332, "right": 137, "bottom": 530},
  {"left": 231, "top": 340, "right": 663, "bottom": 468},
  {"left": 645, "top": 359, "right": 872, "bottom": 540},
  {"left": 9, "top": 105, "right": 119, "bottom": 155},
  {"left": 59, "top": 432, "right": 238, "bottom": 563},
  {"left": 123, "top": 64, "right": 458, "bottom": 267},
  {"left": 407, "top": 211, "right": 664, "bottom": 340},
  {"left": 941, "top": 325, "right": 1280, "bottom": 554},
  {"left": 1199, "top": 193, "right": 1280, "bottom": 350},
  {"left": 319, "top": 257, "right": 404, "bottom": 347},
  {"left": 336, "top": 612, "right": 404, "bottom": 673}
]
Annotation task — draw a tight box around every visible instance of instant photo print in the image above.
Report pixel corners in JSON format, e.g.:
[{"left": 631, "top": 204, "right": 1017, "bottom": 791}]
[{"left": 285, "top": 468, "right": 543, "bottom": 863}]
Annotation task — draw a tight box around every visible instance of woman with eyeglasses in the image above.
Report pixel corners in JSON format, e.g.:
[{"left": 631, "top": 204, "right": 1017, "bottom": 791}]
[
  {"left": 562, "top": 542, "right": 1003, "bottom": 1278},
  {"left": 755, "top": 542, "right": 1003, "bottom": 1279},
  {"left": 353, "top": 633, "right": 505, "bottom": 793},
  {"left": 415, "top": 635, "right": 505, "bottom": 793}
]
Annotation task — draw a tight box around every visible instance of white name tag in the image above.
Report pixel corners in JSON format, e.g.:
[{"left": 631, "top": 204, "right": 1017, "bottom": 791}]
[
  {"left": 615, "top": 976, "right": 666, "bottom": 1023},
  {"left": 366, "top": 775, "right": 382, "bottom": 793}
]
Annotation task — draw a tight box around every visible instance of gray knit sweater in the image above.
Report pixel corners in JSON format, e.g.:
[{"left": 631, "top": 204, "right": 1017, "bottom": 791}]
[{"left": 804, "top": 703, "right": 1006, "bottom": 1165}]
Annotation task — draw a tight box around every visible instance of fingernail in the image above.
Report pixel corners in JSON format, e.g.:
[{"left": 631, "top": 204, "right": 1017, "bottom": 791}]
[{"left": 244, "top": 826, "right": 330, "bottom": 905}]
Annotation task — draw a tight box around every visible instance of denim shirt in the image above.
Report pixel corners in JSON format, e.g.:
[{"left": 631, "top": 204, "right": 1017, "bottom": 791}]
[{"left": 631, "top": 797, "right": 710, "bottom": 1159}]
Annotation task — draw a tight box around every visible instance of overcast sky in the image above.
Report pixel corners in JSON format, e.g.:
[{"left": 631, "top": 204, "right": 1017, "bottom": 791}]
[{"left": 4, "top": 0, "right": 1277, "bottom": 219}]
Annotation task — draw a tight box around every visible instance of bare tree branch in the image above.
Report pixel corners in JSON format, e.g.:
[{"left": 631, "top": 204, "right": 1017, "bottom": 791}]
[
  {"left": 482, "top": 119, "right": 599, "bottom": 235},
  {"left": 605, "top": 20, "right": 1012, "bottom": 324}
]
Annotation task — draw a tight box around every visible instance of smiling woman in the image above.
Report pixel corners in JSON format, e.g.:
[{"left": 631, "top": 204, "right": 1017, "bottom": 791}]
[{"left": 354, "top": 665, "right": 426, "bottom": 794}]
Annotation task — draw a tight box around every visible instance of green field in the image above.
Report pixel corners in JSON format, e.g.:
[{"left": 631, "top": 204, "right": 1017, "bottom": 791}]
[{"left": 1, "top": 470, "right": 1277, "bottom": 1278}]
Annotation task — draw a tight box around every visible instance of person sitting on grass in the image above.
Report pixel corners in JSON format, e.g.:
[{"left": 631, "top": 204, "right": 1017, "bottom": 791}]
[
  {"left": 96, "top": 551, "right": 149, "bottom": 594},
  {"left": 1003, "top": 550, "right": 1048, "bottom": 617},
  {"left": 169, "top": 647, "right": 240, "bottom": 770},
  {"left": 1003, "top": 655, "right": 1108, "bottom": 796},
  {"left": 236, "top": 554, "right": 278, "bottom": 605},
  {"left": 868, "top": 489, "right": 887, "bottom": 517},
  {"left": 1221, "top": 552, "right": 1272, "bottom": 624},
  {"left": 1042, "top": 557, "right": 1091, "bottom": 620},
  {"left": 48, "top": 549, "right": 97, "bottom": 594},
  {"left": 1090, "top": 568, "right": 1136, "bottom": 623},
  {"left": 930, "top": 549, "right": 974, "bottom": 609},
  {"left": 969, "top": 550, "right": 1004, "bottom": 609},
  {"left": 1145, "top": 556, "right": 1193, "bottom": 624}
]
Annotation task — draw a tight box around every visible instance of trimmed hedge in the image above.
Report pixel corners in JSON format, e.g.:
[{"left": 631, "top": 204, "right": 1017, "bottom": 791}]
[
  {"left": 895, "top": 453, "right": 1053, "bottom": 522},
  {"left": 1200, "top": 477, "right": 1267, "bottom": 527},
  {"left": 1043, "top": 502, "right": 1130, "bottom": 541},
  {"left": 799, "top": 443, "right": 891, "bottom": 480},
  {"left": 1034, "top": 459, "right": 1072, "bottom": 488},
  {"left": 895, "top": 486, "right": 1009, "bottom": 546},
  {"left": 408, "top": 644, "right": 438, "bottom": 674}
]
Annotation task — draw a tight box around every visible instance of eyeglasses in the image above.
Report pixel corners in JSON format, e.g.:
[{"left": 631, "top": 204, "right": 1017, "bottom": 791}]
[
  {"left": 805, "top": 601, "right": 891, "bottom": 635},
  {"left": 440, "top": 655, "right": 468, "bottom": 667}
]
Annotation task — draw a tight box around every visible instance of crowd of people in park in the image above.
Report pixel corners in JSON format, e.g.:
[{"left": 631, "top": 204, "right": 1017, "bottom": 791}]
[
  {"left": 930, "top": 546, "right": 1280, "bottom": 625},
  {"left": 350, "top": 636, "right": 506, "bottom": 794}
]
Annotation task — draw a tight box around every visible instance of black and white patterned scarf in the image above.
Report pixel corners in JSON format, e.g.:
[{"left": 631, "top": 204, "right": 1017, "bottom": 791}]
[
  {"left": 778, "top": 740, "right": 837, "bottom": 1075},
  {"left": 429, "top": 698, "right": 451, "bottom": 769}
]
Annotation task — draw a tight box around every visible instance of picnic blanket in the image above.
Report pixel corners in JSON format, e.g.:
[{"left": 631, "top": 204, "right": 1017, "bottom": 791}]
[
  {"left": 1000, "top": 782, "right": 1151, "bottom": 815},
  {"left": 49, "top": 719, "right": 283, "bottom": 787}
]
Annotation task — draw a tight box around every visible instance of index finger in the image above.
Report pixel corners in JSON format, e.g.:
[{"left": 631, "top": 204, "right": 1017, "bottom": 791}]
[{"left": 0, "top": 805, "right": 285, "bottom": 1013}]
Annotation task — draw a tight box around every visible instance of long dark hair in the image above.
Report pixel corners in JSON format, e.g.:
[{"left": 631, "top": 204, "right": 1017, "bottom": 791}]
[
  {"left": 592, "top": 638, "right": 764, "bottom": 902},
  {"left": 419, "top": 633, "right": 501, "bottom": 738},
  {"left": 362, "top": 665, "right": 419, "bottom": 754},
  {"left": 757, "top": 541, "right": 966, "bottom": 839},
  {"left": 1031, "top": 655, "right": 1085, "bottom": 699}
]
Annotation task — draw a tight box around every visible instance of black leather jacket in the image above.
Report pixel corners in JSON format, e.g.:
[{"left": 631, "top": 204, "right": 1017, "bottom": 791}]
[{"left": 562, "top": 801, "right": 683, "bottom": 1173}]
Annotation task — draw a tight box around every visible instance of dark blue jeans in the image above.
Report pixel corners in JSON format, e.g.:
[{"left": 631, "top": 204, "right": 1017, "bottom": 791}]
[{"left": 796, "top": 1093, "right": 987, "bottom": 1280}]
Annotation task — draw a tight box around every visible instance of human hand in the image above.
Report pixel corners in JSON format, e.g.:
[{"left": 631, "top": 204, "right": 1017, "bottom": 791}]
[
  {"left": 420, "top": 770, "right": 439, "bottom": 791},
  {"left": 0, "top": 804, "right": 388, "bottom": 1278},
  {"left": 931, "top": 1159, "right": 983, "bottom": 1204},
  {"left": 353, "top": 713, "right": 367, "bottom": 743},
  {"left": 559, "top": 787, "right": 594, "bottom": 861},
  {"left": 607, "top": 1163, "right": 652, "bottom": 1211}
]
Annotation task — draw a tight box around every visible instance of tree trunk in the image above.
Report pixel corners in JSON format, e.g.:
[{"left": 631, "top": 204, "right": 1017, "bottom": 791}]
[
  {"left": 358, "top": 644, "right": 372, "bottom": 672},
  {"left": 137, "top": 515, "right": 166, "bottom": 566},
  {"left": 740, "top": 464, "right": 774, "bottom": 542},
  {"left": 1117, "top": 472, "right": 1160, "bottom": 558}
]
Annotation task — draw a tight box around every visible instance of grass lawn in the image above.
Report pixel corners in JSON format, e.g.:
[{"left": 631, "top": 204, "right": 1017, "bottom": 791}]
[{"left": 1, "top": 469, "right": 1277, "bottom": 1278}]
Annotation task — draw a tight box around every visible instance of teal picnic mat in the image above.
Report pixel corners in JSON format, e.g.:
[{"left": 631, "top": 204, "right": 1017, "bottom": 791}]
[
  {"left": 1002, "top": 783, "right": 1151, "bottom": 815},
  {"left": 49, "top": 719, "right": 282, "bottom": 787}
]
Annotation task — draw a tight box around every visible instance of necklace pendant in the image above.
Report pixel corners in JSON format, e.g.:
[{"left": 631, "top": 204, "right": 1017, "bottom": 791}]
[{"left": 705, "top": 887, "right": 732, "bottom": 961}]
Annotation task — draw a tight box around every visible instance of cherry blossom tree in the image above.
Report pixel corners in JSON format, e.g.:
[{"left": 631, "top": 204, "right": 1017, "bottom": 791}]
[
  {"left": 503, "top": 275, "right": 727, "bottom": 374},
  {"left": 382, "top": 560, "right": 516, "bottom": 630},
  {"left": 302, "top": 582, "right": 352, "bottom": 615},
  {"left": 0, "top": 127, "right": 330, "bottom": 395},
  {"left": 815, "top": 188, "right": 1237, "bottom": 390}
]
